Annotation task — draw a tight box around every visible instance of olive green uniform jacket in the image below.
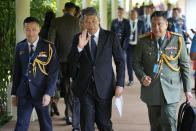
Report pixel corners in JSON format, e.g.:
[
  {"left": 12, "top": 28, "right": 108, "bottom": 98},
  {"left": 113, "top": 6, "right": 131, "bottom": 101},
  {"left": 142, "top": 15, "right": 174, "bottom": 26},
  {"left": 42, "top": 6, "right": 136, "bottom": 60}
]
[{"left": 133, "top": 32, "right": 191, "bottom": 105}]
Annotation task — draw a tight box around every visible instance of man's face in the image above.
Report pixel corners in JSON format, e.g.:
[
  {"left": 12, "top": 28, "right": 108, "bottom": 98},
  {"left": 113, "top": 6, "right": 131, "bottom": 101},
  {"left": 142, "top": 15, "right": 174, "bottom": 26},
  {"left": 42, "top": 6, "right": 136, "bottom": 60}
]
[
  {"left": 24, "top": 22, "right": 40, "bottom": 43},
  {"left": 151, "top": 16, "right": 168, "bottom": 38},
  {"left": 84, "top": 15, "right": 100, "bottom": 35},
  {"left": 173, "top": 10, "right": 179, "bottom": 19},
  {"left": 117, "top": 10, "right": 124, "bottom": 19},
  {"left": 130, "top": 10, "right": 138, "bottom": 21},
  {"left": 145, "top": 7, "right": 151, "bottom": 15}
]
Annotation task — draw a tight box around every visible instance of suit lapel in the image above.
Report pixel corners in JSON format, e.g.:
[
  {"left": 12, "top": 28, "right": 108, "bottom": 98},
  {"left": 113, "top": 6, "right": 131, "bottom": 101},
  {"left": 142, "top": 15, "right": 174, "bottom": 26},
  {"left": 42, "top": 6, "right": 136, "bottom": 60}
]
[
  {"left": 95, "top": 29, "right": 106, "bottom": 62},
  {"left": 84, "top": 43, "right": 93, "bottom": 64},
  {"left": 24, "top": 40, "right": 30, "bottom": 66}
]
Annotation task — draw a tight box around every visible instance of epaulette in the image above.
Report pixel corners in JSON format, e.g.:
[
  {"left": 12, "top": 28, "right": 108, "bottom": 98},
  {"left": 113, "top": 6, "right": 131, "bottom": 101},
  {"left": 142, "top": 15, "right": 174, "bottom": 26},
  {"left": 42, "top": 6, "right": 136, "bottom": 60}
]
[
  {"left": 170, "top": 32, "right": 182, "bottom": 37},
  {"left": 139, "top": 32, "right": 151, "bottom": 38},
  {"left": 44, "top": 39, "right": 54, "bottom": 44}
]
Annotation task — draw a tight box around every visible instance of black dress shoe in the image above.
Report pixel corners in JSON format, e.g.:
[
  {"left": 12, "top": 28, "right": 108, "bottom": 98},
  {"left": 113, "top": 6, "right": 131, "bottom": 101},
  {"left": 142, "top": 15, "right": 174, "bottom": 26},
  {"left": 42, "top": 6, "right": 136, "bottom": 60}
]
[
  {"left": 72, "top": 129, "right": 80, "bottom": 131},
  {"left": 66, "top": 117, "right": 72, "bottom": 125},
  {"left": 50, "top": 110, "right": 54, "bottom": 117},
  {"left": 51, "top": 102, "right": 60, "bottom": 116}
]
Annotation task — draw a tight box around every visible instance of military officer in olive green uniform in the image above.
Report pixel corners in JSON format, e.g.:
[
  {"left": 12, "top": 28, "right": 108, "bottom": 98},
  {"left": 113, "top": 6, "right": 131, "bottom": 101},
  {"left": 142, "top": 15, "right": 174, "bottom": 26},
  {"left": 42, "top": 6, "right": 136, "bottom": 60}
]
[{"left": 133, "top": 11, "right": 192, "bottom": 131}]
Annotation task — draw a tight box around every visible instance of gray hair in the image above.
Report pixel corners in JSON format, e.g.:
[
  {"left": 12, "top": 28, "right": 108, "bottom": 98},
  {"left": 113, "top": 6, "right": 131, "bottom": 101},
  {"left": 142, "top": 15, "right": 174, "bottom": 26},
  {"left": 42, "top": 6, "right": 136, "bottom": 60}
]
[{"left": 81, "top": 7, "right": 99, "bottom": 20}]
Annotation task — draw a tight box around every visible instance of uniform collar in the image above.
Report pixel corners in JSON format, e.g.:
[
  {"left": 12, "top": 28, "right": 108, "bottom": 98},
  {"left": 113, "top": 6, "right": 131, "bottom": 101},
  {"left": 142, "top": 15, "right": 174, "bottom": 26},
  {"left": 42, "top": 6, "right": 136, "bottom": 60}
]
[{"left": 27, "top": 36, "right": 39, "bottom": 50}]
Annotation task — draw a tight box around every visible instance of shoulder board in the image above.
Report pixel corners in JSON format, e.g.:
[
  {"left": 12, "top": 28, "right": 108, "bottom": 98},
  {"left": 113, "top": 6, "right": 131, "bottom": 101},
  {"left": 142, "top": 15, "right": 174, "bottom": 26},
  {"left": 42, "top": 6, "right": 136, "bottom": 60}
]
[
  {"left": 170, "top": 32, "right": 182, "bottom": 37},
  {"left": 180, "top": 17, "right": 184, "bottom": 20},
  {"left": 43, "top": 39, "right": 54, "bottom": 44},
  {"left": 139, "top": 32, "right": 151, "bottom": 38}
]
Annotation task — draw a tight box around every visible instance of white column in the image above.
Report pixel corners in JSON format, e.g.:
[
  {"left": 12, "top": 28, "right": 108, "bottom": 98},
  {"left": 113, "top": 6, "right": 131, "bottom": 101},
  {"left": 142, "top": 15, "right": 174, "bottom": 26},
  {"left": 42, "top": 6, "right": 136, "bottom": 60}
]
[
  {"left": 111, "top": 0, "right": 118, "bottom": 20},
  {"left": 120, "top": 0, "right": 125, "bottom": 8},
  {"left": 16, "top": 0, "right": 30, "bottom": 43},
  {"left": 82, "top": 0, "right": 91, "bottom": 9},
  {"left": 99, "top": 0, "right": 107, "bottom": 30},
  {"left": 56, "top": 0, "right": 68, "bottom": 17},
  {"left": 129, "top": 0, "right": 133, "bottom": 11}
]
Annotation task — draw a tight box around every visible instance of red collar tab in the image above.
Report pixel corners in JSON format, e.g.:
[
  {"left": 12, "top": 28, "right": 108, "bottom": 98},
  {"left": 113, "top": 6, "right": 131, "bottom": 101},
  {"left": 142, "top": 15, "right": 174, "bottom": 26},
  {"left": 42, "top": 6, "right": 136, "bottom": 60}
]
[
  {"left": 167, "top": 31, "right": 171, "bottom": 39},
  {"left": 150, "top": 32, "right": 153, "bottom": 40}
]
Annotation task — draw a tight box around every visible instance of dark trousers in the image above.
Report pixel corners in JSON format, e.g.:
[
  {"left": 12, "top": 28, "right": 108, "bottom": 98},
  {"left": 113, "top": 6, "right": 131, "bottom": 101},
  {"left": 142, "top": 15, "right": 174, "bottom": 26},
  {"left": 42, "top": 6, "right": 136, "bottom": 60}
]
[
  {"left": 59, "top": 62, "right": 73, "bottom": 119},
  {"left": 79, "top": 80, "right": 113, "bottom": 131},
  {"left": 73, "top": 95, "right": 80, "bottom": 129},
  {"left": 126, "top": 45, "right": 136, "bottom": 82},
  {"left": 15, "top": 94, "right": 52, "bottom": 131}
]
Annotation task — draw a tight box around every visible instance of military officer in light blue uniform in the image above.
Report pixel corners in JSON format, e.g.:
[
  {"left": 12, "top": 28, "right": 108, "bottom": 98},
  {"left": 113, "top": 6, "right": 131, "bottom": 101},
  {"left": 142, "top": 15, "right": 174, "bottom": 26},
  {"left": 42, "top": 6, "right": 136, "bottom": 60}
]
[
  {"left": 133, "top": 11, "right": 192, "bottom": 131},
  {"left": 168, "top": 8, "right": 188, "bottom": 43}
]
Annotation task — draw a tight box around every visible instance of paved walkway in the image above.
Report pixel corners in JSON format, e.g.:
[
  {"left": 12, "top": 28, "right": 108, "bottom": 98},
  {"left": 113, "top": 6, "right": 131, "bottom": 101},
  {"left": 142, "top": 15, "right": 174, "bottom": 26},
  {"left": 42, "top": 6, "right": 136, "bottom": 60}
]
[{"left": 1, "top": 70, "right": 196, "bottom": 131}]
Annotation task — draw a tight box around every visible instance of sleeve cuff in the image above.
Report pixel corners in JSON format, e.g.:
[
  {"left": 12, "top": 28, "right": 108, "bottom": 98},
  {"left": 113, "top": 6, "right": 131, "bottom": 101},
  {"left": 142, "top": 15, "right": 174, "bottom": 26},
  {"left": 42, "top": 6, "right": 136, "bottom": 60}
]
[{"left": 77, "top": 46, "right": 83, "bottom": 52}]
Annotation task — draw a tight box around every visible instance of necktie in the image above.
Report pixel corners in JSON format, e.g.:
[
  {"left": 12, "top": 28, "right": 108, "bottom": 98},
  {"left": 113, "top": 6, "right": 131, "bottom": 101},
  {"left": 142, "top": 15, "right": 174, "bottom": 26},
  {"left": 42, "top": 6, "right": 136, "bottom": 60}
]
[
  {"left": 29, "top": 44, "right": 34, "bottom": 57},
  {"left": 91, "top": 35, "right": 96, "bottom": 62},
  {"left": 158, "top": 38, "right": 163, "bottom": 47}
]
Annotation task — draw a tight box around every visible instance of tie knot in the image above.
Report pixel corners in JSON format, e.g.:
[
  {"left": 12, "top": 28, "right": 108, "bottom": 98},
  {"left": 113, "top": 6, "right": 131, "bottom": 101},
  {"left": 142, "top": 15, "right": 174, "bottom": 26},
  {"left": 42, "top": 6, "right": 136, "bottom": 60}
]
[
  {"left": 158, "top": 38, "right": 163, "bottom": 46},
  {"left": 30, "top": 44, "right": 34, "bottom": 48},
  {"left": 91, "top": 35, "right": 95, "bottom": 39}
]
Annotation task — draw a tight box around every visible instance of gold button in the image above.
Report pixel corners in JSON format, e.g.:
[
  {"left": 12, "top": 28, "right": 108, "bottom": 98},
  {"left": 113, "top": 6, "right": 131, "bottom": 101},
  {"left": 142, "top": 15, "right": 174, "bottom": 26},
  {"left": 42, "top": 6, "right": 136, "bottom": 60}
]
[{"left": 29, "top": 71, "right": 31, "bottom": 73}]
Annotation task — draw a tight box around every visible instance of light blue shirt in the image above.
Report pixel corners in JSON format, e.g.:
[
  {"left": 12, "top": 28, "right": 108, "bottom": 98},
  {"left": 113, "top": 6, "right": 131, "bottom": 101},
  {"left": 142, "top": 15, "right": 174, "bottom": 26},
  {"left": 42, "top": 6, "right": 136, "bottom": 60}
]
[{"left": 191, "top": 35, "right": 196, "bottom": 53}]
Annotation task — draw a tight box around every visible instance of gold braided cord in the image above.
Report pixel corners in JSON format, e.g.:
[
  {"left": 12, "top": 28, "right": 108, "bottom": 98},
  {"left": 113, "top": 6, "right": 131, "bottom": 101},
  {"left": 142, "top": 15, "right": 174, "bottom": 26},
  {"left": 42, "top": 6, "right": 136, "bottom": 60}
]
[
  {"left": 32, "top": 44, "right": 53, "bottom": 77},
  {"left": 158, "top": 37, "right": 182, "bottom": 72}
]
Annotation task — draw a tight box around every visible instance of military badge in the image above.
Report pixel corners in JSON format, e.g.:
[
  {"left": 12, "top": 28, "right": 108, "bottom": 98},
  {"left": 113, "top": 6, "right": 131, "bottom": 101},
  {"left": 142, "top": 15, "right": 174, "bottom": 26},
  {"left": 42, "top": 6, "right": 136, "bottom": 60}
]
[
  {"left": 165, "top": 46, "right": 177, "bottom": 50},
  {"left": 38, "top": 52, "right": 47, "bottom": 57}
]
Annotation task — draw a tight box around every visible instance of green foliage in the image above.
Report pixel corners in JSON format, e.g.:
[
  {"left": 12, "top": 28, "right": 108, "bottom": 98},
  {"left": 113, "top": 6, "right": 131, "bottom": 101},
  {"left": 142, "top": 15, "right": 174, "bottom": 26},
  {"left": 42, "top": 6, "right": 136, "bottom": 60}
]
[
  {"left": 30, "top": 0, "right": 57, "bottom": 26},
  {"left": 0, "top": 0, "right": 15, "bottom": 127}
]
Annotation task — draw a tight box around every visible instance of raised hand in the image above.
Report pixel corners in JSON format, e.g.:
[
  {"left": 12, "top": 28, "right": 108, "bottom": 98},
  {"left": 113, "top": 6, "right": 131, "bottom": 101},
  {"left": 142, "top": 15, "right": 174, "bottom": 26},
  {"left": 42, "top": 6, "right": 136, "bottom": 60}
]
[{"left": 78, "top": 29, "right": 90, "bottom": 49}]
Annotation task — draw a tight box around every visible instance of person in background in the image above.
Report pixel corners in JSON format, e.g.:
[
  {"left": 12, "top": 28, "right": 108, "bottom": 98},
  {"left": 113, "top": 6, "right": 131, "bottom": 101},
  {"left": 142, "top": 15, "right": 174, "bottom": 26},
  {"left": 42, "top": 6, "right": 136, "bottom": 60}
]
[
  {"left": 139, "top": 5, "right": 152, "bottom": 33},
  {"left": 126, "top": 10, "right": 145, "bottom": 86},
  {"left": 111, "top": 7, "right": 130, "bottom": 61},
  {"left": 166, "top": 3, "right": 173, "bottom": 18},
  {"left": 12, "top": 16, "right": 58, "bottom": 131},
  {"left": 167, "top": 8, "right": 188, "bottom": 45},
  {"left": 133, "top": 11, "right": 192, "bottom": 131},
  {"left": 74, "top": 5, "right": 81, "bottom": 18},
  {"left": 49, "top": 2, "right": 80, "bottom": 125},
  {"left": 190, "top": 31, "right": 196, "bottom": 95}
]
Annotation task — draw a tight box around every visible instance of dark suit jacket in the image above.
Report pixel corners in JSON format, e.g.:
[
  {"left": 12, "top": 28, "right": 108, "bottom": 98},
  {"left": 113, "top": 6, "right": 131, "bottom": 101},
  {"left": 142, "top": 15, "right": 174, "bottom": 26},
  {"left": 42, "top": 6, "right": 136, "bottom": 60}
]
[
  {"left": 110, "top": 18, "right": 130, "bottom": 50},
  {"left": 68, "top": 28, "right": 125, "bottom": 99},
  {"left": 48, "top": 13, "right": 80, "bottom": 63},
  {"left": 11, "top": 38, "right": 59, "bottom": 100}
]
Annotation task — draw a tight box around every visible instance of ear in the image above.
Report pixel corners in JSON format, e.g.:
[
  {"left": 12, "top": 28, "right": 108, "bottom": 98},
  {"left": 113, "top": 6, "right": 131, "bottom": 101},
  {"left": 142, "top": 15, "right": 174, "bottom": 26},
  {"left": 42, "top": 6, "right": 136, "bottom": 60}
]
[{"left": 166, "top": 21, "right": 168, "bottom": 28}]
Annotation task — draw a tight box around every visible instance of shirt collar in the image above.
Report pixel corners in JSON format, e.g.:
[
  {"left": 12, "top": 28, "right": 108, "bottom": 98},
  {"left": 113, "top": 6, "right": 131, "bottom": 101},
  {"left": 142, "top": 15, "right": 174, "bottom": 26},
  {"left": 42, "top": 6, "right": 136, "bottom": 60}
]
[
  {"left": 27, "top": 36, "right": 39, "bottom": 49},
  {"left": 130, "top": 19, "right": 138, "bottom": 23},
  {"left": 155, "top": 33, "right": 166, "bottom": 41},
  {"left": 118, "top": 18, "right": 123, "bottom": 22}
]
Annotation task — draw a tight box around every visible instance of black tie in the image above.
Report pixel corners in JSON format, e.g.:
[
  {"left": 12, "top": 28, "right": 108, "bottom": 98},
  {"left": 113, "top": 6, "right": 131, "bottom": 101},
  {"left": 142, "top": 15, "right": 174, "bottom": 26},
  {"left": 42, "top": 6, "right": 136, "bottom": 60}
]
[
  {"left": 91, "top": 35, "right": 96, "bottom": 62},
  {"left": 29, "top": 44, "right": 34, "bottom": 57},
  {"left": 158, "top": 38, "right": 163, "bottom": 47}
]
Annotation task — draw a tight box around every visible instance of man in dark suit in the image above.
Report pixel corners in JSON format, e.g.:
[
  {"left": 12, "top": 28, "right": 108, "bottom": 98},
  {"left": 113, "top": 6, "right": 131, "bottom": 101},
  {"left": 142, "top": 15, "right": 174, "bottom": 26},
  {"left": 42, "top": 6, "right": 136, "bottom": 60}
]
[
  {"left": 126, "top": 10, "right": 145, "bottom": 86},
  {"left": 68, "top": 7, "right": 125, "bottom": 131},
  {"left": 110, "top": 7, "right": 130, "bottom": 61},
  {"left": 11, "top": 17, "right": 58, "bottom": 131},
  {"left": 49, "top": 2, "right": 80, "bottom": 124}
]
